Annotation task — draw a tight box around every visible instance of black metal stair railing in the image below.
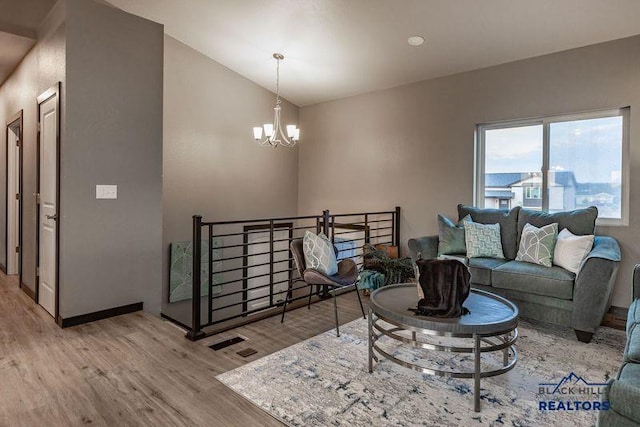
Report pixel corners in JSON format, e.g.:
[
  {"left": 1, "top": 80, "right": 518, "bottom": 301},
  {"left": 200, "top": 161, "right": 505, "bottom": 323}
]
[{"left": 185, "top": 207, "right": 401, "bottom": 340}]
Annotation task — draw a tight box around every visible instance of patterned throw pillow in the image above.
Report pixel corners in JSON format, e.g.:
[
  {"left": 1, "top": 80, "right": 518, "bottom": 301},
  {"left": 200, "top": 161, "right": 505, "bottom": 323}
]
[
  {"left": 464, "top": 221, "right": 504, "bottom": 259},
  {"left": 516, "top": 223, "right": 558, "bottom": 267},
  {"left": 437, "top": 214, "right": 472, "bottom": 255},
  {"left": 303, "top": 231, "right": 338, "bottom": 276}
]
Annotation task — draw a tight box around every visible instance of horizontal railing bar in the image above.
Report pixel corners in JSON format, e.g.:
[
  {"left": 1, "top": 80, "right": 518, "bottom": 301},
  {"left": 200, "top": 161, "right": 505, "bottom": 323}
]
[
  {"left": 331, "top": 211, "right": 395, "bottom": 217},
  {"left": 349, "top": 219, "right": 393, "bottom": 225},
  {"left": 212, "top": 289, "right": 296, "bottom": 311},
  {"left": 215, "top": 260, "right": 292, "bottom": 275},
  {"left": 217, "top": 248, "right": 289, "bottom": 262},
  {"left": 201, "top": 291, "right": 329, "bottom": 328},
  {"left": 212, "top": 279, "right": 301, "bottom": 299},
  {"left": 200, "top": 214, "right": 322, "bottom": 226},
  {"left": 214, "top": 269, "right": 296, "bottom": 288}
]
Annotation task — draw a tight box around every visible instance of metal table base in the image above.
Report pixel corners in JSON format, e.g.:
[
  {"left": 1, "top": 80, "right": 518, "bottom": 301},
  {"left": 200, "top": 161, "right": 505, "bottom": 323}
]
[{"left": 367, "top": 308, "right": 518, "bottom": 412}]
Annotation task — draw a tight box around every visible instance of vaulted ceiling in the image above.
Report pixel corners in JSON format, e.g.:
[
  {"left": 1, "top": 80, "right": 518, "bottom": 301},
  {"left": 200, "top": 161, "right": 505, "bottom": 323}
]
[
  {"left": 106, "top": 0, "right": 640, "bottom": 106},
  {"left": 0, "top": 0, "right": 58, "bottom": 85}
]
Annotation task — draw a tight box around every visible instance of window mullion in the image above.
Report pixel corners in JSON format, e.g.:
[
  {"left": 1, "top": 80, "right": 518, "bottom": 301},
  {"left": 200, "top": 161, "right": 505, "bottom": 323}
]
[{"left": 541, "top": 122, "right": 550, "bottom": 212}]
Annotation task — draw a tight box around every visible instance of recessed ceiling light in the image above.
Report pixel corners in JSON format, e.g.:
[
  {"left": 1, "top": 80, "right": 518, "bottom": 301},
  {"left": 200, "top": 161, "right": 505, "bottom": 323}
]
[{"left": 407, "top": 35, "right": 425, "bottom": 46}]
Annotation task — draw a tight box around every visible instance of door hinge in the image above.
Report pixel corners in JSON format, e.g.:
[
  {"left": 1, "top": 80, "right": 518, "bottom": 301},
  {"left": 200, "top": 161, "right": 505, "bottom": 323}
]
[
  {"left": 36, "top": 266, "right": 39, "bottom": 276},
  {"left": 36, "top": 193, "right": 40, "bottom": 204},
  {"left": 15, "top": 193, "right": 19, "bottom": 200},
  {"left": 15, "top": 246, "right": 19, "bottom": 253},
  {"left": 37, "top": 123, "right": 41, "bottom": 132},
  {"left": 16, "top": 139, "right": 20, "bottom": 147}
]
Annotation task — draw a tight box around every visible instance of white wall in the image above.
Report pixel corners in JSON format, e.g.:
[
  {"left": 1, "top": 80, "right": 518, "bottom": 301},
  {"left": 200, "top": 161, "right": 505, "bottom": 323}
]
[
  {"left": 162, "top": 36, "right": 299, "bottom": 325},
  {"left": 0, "top": 0, "right": 66, "bottom": 295},
  {"left": 299, "top": 35, "right": 640, "bottom": 308}
]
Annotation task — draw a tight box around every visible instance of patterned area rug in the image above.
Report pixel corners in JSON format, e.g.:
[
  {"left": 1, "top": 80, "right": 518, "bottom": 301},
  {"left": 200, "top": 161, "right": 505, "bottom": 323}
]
[{"left": 217, "top": 318, "right": 625, "bottom": 426}]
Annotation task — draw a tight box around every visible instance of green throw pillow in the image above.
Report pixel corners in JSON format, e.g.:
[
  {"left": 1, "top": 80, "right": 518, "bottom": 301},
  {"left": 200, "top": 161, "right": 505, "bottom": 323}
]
[
  {"left": 303, "top": 230, "right": 338, "bottom": 275},
  {"left": 516, "top": 222, "right": 558, "bottom": 267},
  {"left": 464, "top": 221, "right": 504, "bottom": 259},
  {"left": 437, "top": 214, "right": 471, "bottom": 255}
]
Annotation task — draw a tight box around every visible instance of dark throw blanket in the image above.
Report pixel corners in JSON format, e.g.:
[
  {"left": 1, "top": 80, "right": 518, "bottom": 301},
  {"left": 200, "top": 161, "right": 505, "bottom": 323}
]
[{"left": 410, "top": 258, "right": 471, "bottom": 318}]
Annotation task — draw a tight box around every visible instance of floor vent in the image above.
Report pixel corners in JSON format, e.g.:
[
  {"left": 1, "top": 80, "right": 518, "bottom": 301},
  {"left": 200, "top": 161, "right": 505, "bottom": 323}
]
[{"left": 208, "top": 336, "right": 245, "bottom": 351}]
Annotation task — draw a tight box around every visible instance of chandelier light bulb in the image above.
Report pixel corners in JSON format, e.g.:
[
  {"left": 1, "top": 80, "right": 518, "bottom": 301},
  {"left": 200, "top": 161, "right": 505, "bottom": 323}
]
[
  {"left": 263, "top": 123, "right": 274, "bottom": 137},
  {"left": 286, "top": 125, "right": 297, "bottom": 138},
  {"left": 253, "top": 127, "right": 263, "bottom": 140}
]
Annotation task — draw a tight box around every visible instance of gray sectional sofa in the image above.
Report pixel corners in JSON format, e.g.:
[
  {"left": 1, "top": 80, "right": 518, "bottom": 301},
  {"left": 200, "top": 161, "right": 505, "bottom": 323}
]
[
  {"left": 408, "top": 205, "right": 621, "bottom": 343},
  {"left": 598, "top": 264, "right": 640, "bottom": 426}
]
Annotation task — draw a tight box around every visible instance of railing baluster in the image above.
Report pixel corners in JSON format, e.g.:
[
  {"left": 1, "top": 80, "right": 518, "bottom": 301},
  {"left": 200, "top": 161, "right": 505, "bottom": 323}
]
[
  {"left": 186, "top": 215, "right": 205, "bottom": 340},
  {"left": 208, "top": 224, "right": 213, "bottom": 326}
]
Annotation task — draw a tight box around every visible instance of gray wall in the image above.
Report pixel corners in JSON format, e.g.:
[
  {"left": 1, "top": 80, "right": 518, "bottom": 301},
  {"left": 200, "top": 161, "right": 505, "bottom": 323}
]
[
  {"left": 0, "top": 0, "right": 66, "bottom": 294},
  {"left": 298, "top": 35, "right": 640, "bottom": 309},
  {"left": 162, "top": 36, "right": 299, "bottom": 325},
  {"left": 61, "top": 0, "right": 163, "bottom": 317}
]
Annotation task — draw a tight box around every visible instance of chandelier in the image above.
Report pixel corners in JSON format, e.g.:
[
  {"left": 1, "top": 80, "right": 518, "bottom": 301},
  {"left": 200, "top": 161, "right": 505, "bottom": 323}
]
[{"left": 253, "top": 53, "right": 300, "bottom": 147}]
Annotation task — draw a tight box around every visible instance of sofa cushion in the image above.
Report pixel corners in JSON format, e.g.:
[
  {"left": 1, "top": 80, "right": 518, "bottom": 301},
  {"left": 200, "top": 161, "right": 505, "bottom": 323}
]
[
  {"left": 553, "top": 228, "right": 594, "bottom": 274},
  {"left": 611, "top": 363, "right": 640, "bottom": 423},
  {"left": 516, "top": 222, "right": 558, "bottom": 267},
  {"left": 624, "top": 323, "right": 640, "bottom": 363},
  {"left": 492, "top": 260, "right": 575, "bottom": 300},
  {"left": 468, "top": 257, "right": 508, "bottom": 286},
  {"left": 458, "top": 205, "right": 520, "bottom": 260},
  {"left": 464, "top": 221, "right": 504, "bottom": 259},
  {"left": 518, "top": 207, "right": 598, "bottom": 242},
  {"left": 437, "top": 214, "right": 471, "bottom": 255},
  {"left": 628, "top": 299, "right": 640, "bottom": 335}
]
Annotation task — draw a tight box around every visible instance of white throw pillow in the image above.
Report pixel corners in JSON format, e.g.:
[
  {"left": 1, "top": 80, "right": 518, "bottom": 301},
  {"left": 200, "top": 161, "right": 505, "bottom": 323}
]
[{"left": 552, "top": 228, "right": 594, "bottom": 274}]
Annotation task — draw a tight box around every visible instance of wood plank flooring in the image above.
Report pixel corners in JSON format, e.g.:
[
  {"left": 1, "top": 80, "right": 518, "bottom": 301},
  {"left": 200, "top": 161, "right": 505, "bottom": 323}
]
[{"left": 0, "top": 273, "right": 370, "bottom": 426}]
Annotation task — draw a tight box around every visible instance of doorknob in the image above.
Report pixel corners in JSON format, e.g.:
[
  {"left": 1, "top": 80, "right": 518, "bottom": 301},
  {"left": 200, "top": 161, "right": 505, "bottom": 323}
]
[{"left": 46, "top": 214, "right": 57, "bottom": 221}]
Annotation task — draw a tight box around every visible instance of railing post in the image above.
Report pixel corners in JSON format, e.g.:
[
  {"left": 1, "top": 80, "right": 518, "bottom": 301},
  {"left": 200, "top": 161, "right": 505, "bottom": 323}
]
[
  {"left": 394, "top": 206, "right": 401, "bottom": 257},
  {"left": 322, "top": 209, "right": 330, "bottom": 237},
  {"left": 186, "top": 215, "right": 205, "bottom": 340}
]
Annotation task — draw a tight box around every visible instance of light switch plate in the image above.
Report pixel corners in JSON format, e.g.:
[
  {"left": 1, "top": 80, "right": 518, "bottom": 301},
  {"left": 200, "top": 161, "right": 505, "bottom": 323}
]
[{"left": 96, "top": 185, "right": 117, "bottom": 199}]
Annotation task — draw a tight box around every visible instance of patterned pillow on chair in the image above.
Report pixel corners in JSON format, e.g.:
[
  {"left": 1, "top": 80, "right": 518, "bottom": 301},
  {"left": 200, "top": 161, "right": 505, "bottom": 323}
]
[{"left": 303, "top": 231, "right": 338, "bottom": 276}]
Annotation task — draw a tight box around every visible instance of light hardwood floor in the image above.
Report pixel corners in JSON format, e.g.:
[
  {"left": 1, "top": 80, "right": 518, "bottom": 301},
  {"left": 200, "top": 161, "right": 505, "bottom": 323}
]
[{"left": 0, "top": 273, "right": 370, "bottom": 426}]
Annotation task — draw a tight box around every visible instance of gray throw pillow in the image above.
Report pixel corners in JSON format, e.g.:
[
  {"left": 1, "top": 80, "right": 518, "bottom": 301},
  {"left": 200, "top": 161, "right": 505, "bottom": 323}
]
[
  {"left": 464, "top": 221, "right": 504, "bottom": 259},
  {"left": 437, "top": 214, "right": 471, "bottom": 255},
  {"left": 516, "top": 222, "right": 558, "bottom": 267}
]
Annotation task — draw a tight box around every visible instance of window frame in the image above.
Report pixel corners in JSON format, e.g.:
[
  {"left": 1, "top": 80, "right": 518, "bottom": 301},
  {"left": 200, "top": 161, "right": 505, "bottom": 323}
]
[{"left": 475, "top": 107, "right": 630, "bottom": 226}]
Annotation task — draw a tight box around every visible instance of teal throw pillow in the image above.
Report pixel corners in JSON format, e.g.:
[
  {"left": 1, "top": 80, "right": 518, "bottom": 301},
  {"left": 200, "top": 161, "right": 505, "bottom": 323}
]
[
  {"left": 516, "top": 222, "right": 558, "bottom": 267},
  {"left": 437, "top": 214, "right": 471, "bottom": 255},
  {"left": 464, "top": 221, "right": 504, "bottom": 259},
  {"left": 303, "top": 230, "right": 338, "bottom": 275}
]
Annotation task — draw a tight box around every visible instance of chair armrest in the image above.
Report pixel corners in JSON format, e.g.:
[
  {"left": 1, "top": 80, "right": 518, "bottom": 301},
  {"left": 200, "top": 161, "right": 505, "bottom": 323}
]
[
  {"left": 571, "top": 236, "right": 621, "bottom": 333},
  {"left": 633, "top": 264, "right": 640, "bottom": 300},
  {"left": 407, "top": 235, "right": 438, "bottom": 261},
  {"left": 606, "top": 376, "right": 640, "bottom": 422}
]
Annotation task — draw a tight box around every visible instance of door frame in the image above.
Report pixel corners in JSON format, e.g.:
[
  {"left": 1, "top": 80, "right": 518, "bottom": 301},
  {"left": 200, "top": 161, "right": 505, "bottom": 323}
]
[
  {"left": 5, "top": 110, "right": 23, "bottom": 283},
  {"left": 36, "top": 82, "right": 61, "bottom": 320}
]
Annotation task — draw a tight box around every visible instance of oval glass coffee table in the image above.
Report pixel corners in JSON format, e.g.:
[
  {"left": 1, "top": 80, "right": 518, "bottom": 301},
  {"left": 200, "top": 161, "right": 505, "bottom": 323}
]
[{"left": 368, "top": 283, "right": 518, "bottom": 412}]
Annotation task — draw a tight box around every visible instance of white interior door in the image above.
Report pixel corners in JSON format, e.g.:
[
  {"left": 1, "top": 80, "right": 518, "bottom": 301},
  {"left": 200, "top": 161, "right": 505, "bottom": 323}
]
[
  {"left": 7, "top": 123, "right": 20, "bottom": 275},
  {"left": 38, "top": 94, "right": 58, "bottom": 317},
  {"left": 246, "top": 230, "right": 289, "bottom": 312}
]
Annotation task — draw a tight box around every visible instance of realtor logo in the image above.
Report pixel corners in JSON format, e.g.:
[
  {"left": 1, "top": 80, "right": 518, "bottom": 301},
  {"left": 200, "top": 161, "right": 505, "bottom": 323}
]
[{"left": 538, "top": 371, "right": 609, "bottom": 411}]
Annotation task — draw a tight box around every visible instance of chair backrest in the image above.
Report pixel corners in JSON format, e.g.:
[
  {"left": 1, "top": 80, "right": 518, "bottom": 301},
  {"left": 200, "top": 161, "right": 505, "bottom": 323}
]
[{"left": 290, "top": 239, "right": 306, "bottom": 277}]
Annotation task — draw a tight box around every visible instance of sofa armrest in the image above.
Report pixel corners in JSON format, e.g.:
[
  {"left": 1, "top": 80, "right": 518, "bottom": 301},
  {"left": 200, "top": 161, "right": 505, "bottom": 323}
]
[
  {"left": 633, "top": 264, "right": 640, "bottom": 300},
  {"left": 606, "top": 377, "right": 640, "bottom": 423},
  {"left": 407, "top": 235, "right": 438, "bottom": 261},
  {"left": 572, "top": 236, "right": 621, "bottom": 333}
]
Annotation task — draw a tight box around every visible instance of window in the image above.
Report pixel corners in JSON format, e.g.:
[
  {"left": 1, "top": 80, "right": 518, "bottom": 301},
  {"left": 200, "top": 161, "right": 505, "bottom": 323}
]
[{"left": 475, "top": 108, "right": 629, "bottom": 225}]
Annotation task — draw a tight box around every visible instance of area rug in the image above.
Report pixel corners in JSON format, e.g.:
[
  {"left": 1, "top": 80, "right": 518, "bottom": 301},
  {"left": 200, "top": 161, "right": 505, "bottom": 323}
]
[{"left": 216, "top": 318, "right": 625, "bottom": 426}]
